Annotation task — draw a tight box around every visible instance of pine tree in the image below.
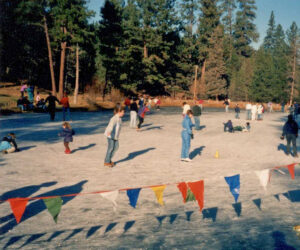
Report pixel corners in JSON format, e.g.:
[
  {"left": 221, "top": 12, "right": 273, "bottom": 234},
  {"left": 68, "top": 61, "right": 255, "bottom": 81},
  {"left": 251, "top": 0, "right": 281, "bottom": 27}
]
[
  {"left": 205, "top": 26, "right": 227, "bottom": 99},
  {"left": 286, "top": 22, "right": 300, "bottom": 104},
  {"left": 263, "top": 11, "right": 275, "bottom": 51},
  {"left": 198, "top": 0, "right": 220, "bottom": 94},
  {"left": 220, "top": 0, "right": 236, "bottom": 36},
  {"left": 98, "top": 0, "right": 123, "bottom": 98},
  {"left": 233, "top": 0, "right": 258, "bottom": 57}
]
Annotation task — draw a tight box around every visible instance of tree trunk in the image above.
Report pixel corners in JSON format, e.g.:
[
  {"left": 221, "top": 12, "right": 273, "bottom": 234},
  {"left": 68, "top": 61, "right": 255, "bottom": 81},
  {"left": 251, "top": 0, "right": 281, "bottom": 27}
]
[
  {"left": 102, "top": 70, "right": 108, "bottom": 101},
  {"left": 58, "top": 27, "right": 67, "bottom": 100},
  {"left": 74, "top": 44, "right": 79, "bottom": 104},
  {"left": 43, "top": 16, "right": 56, "bottom": 96},
  {"left": 193, "top": 65, "right": 198, "bottom": 99},
  {"left": 143, "top": 41, "right": 148, "bottom": 58},
  {"left": 200, "top": 59, "right": 206, "bottom": 88},
  {"left": 289, "top": 48, "right": 297, "bottom": 105}
]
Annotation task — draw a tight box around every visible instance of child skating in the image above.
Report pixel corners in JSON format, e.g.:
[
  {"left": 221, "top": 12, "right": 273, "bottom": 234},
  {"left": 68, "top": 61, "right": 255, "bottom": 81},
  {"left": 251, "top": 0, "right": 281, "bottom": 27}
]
[
  {"left": 59, "top": 122, "right": 75, "bottom": 154},
  {"left": 104, "top": 104, "right": 125, "bottom": 167}
]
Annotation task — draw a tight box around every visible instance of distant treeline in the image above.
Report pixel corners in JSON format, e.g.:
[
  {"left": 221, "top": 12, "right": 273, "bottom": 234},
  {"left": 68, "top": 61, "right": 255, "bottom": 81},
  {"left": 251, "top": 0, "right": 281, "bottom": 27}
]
[{"left": 0, "top": 0, "right": 299, "bottom": 103}]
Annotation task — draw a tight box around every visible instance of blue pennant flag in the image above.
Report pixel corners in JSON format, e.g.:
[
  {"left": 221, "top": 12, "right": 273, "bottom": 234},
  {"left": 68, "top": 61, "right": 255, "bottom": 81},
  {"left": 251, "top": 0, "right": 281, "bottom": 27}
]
[
  {"left": 224, "top": 174, "right": 240, "bottom": 202},
  {"left": 126, "top": 188, "right": 141, "bottom": 208}
]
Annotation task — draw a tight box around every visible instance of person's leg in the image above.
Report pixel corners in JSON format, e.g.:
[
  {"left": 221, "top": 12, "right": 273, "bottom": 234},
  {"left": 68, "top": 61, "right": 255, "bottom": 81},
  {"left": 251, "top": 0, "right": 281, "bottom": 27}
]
[
  {"left": 137, "top": 117, "right": 144, "bottom": 129},
  {"left": 105, "top": 138, "right": 114, "bottom": 163},
  {"left": 181, "top": 131, "right": 187, "bottom": 159},
  {"left": 224, "top": 124, "right": 228, "bottom": 132},
  {"left": 194, "top": 116, "right": 200, "bottom": 130},
  {"left": 133, "top": 111, "right": 137, "bottom": 127},
  {"left": 62, "top": 107, "right": 66, "bottom": 121},
  {"left": 130, "top": 111, "right": 133, "bottom": 127},
  {"left": 67, "top": 107, "right": 71, "bottom": 121},
  {"left": 64, "top": 142, "right": 70, "bottom": 153},
  {"left": 286, "top": 134, "right": 292, "bottom": 154},
  {"left": 185, "top": 134, "right": 191, "bottom": 159},
  {"left": 110, "top": 140, "right": 119, "bottom": 161},
  {"left": 291, "top": 134, "right": 297, "bottom": 156},
  {"left": 49, "top": 109, "right": 55, "bottom": 121},
  {"left": 6, "top": 147, "right": 16, "bottom": 153}
]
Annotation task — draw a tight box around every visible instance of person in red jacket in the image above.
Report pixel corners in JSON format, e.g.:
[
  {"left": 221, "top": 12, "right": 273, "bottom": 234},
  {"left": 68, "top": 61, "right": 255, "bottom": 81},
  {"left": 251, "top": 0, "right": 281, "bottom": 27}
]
[{"left": 60, "top": 92, "right": 71, "bottom": 121}]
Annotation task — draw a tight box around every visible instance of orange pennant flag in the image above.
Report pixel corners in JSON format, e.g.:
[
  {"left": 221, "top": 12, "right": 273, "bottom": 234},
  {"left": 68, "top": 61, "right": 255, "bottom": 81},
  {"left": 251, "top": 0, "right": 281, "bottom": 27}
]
[
  {"left": 287, "top": 164, "right": 296, "bottom": 180},
  {"left": 187, "top": 180, "right": 204, "bottom": 211},
  {"left": 177, "top": 182, "right": 188, "bottom": 203},
  {"left": 8, "top": 198, "right": 28, "bottom": 223}
]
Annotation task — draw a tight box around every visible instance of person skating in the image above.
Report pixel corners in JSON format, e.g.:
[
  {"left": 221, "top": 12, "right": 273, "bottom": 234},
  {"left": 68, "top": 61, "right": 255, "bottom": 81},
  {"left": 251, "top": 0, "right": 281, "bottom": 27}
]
[
  {"left": 281, "top": 114, "right": 299, "bottom": 157},
  {"left": 130, "top": 98, "right": 138, "bottom": 128},
  {"left": 245, "top": 102, "right": 252, "bottom": 120},
  {"left": 60, "top": 92, "right": 71, "bottom": 121},
  {"left": 59, "top": 122, "right": 75, "bottom": 154},
  {"left": 104, "top": 104, "right": 125, "bottom": 167},
  {"left": 137, "top": 102, "right": 150, "bottom": 131},
  {"left": 224, "top": 99, "right": 229, "bottom": 113},
  {"left": 45, "top": 92, "right": 60, "bottom": 121},
  {"left": 234, "top": 104, "right": 240, "bottom": 119},
  {"left": 181, "top": 110, "right": 195, "bottom": 162},
  {"left": 192, "top": 101, "right": 202, "bottom": 130}
]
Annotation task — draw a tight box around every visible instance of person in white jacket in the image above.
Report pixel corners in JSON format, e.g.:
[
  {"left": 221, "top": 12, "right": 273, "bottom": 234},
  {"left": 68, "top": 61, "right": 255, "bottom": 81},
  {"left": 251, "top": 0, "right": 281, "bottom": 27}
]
[
  {"left": 257, "top": 104, "right": 264, "bottom": 120},
  {"left": 104, "top": 104, "right": 125, "bottom": 167},
  {"left": 251, "top": 103, "right": 257, "bottom": 120}
]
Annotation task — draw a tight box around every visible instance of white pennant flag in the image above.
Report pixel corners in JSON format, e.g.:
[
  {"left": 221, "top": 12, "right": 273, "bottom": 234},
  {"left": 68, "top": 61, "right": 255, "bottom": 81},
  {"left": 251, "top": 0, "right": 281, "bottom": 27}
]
[
  {"left": 255, "top": 169, "right": 270, "bottom": 190},
  {"left": 100, "top": 190, "right": 119, "bottom": 211}
]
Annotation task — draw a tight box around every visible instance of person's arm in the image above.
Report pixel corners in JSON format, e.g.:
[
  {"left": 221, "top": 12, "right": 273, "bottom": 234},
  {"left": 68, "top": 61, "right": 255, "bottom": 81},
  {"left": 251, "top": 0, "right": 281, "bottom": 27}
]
[{"left": 105, "top": 117, "right": 117, "bottom": 137}]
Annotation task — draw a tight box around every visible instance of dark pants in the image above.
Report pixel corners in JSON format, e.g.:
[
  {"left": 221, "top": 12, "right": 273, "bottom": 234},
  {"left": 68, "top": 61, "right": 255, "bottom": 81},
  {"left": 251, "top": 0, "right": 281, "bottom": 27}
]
[
  {"left": 138, "top": 116, "right": 144, "bottom": 129},
  {"left": 49, "top": 108, "right": 55, "bottom": 121},
  {"left": 224, "top": 124, "right": 233, "bottom": 133},
  {"left": 286, "top": 134, "right": 297, "bottom": 155}
]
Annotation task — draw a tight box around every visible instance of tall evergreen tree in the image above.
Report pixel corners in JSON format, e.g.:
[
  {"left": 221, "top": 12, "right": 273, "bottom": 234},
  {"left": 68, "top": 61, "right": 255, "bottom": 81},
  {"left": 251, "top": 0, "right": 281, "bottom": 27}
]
[
  {"left": 205, "top": 26, "right": 227, "bottom": 99},
  {"left": 263, "top": 11, "right": 275, "bottom": 51},
  {"left": 233, "top": 0, "right": 258, "bottom": 57},
  {"left": 286, "top": 22, "right": 300, "bottom": 104},
  {"left": 98, "top": 0, "right": 123, "bottom": 98},
  {"left": 198, "top": 0, "right": 220, "bottom": 93},
  {"left": 220, "top": 0, "right": 236, "bottom": 36}
]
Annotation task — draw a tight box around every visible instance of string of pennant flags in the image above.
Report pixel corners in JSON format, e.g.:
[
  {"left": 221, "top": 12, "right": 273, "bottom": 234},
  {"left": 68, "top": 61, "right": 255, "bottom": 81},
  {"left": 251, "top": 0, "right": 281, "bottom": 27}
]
[{"left": 2, "top": 162, "right": 298, "bottom": 225}]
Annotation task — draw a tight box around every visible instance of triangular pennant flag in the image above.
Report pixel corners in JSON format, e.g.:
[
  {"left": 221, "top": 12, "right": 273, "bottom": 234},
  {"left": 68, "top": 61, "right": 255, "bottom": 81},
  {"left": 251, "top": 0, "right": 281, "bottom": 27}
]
[
  {"left": 255, "top": 169, "right": 270, "bottom": 190},
  {"left": 8, "top": 198, "right": 28, "bottom": 224},
  {"left": 187, "top": 180, "right": 204, "bottom": 211},
  {"left": 100, "top": 190, "right": 119, "bottom": 211},
  {"left": 185, "top": 188, "right": 196, "bottom": 202},
  {"left": 225, "top": 174, "right": 240, "bottom": 203},
  {"left": 177, "top": 182, "right": 188, "bottom": 203},
  {"left": 43, "top": 197, "right": 63, "bottom": 223},
  {"left": 151, "top": 185, "right": 166, "bottom": 206},
  {"left": 127, "top": 188, "right": 141, "bottom": 208},
  {"left": 287, "top": 164, "right": 295, "bottom": 180}
]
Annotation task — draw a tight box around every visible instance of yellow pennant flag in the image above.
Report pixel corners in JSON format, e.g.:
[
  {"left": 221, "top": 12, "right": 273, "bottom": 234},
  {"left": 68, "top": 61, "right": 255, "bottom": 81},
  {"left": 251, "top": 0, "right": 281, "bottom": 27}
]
[{"left": 151, "top": 185, "right": 166, "bottom": 206}]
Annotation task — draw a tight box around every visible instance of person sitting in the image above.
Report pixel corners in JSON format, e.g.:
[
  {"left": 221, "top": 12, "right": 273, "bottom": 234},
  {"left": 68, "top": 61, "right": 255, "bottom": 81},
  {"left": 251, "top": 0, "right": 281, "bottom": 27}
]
[
  {"left": 224, "top": 120, "right": 233, "bottom": 133},
  {"left": 0, "top": 133, "right": 19, "bottom": 154},
  {"left": 17, "top": 97, "right": 25, "bottom": 111},
  {"left": 242, "top": 122, "right": 251, "bottom": 132},
  {"left": 22, "top": 96, "right": 34, "bottom": 111},
  {"left": 36, "top": 98, "right": 47, "bottom": 111}
]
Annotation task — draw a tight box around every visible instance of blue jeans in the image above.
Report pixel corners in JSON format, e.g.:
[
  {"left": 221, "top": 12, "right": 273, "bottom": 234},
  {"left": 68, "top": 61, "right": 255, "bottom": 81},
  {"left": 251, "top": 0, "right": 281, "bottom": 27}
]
[
  {"left": 181, "top": 131, "right": 191, "bottom": 159},
  {"left": 246, "top": 110, "right": 251, "bottom": 120},
  {"left": 194, "top": 116, "right": 200, "bottom": 130},
  {"left": 63, "top": 107, "right": 71, "bottom": 121},
  {"left": 105, "top": 138, "right": 119, "bottom": 163},
  {"left": 257, "top": 114, "right": 263, "bottom": 120},
  {"left": 235, "top": 112, "right": 240, "bottom": 119}
]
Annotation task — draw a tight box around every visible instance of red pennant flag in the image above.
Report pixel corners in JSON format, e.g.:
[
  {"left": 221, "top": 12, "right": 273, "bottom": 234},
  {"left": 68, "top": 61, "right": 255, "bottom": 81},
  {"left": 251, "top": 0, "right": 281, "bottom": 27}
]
[
  {"left": 8, "top": 198, "right": 28, "bottom": 223},
  {"left": 187, "top": 180, "right": 204, "bottom": 211},
  {"left": 177, "top": 182, "right": 188, "bottom": 203},
  {"left": 287, "top": 164, "right": 295, "bottom": 180}
]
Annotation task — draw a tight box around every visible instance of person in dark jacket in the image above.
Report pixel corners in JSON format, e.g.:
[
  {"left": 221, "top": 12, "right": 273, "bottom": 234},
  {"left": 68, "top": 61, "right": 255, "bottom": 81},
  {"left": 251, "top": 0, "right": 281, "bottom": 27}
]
[
  {"left": 45, "top": 92, "right": 60, "bottom": 121},
  {"left": 234, "top": 104, "right": 240, "bottom": 119},
  {"left": 130, "top": 98, "right": 138, "bottom": 128},
  {"left": 59, "top": 122, "right": 75, "bottom": 154},
  {"left": 192, "top": 101, "right": 202, "bottom": 130},
  {"left": 224, "top": 120, "right": 234, "bottom": 133},
  {"left": 281, "top": 115, "right": 299, "bottom": 157}
]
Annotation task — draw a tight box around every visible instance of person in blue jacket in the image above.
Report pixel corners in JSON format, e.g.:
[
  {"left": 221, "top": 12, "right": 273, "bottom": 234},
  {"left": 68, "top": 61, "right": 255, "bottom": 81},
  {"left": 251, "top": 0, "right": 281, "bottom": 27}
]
[
  {"left": 59, "top": 122, "right": 75, "bottom": 154},
  {"left": 181, "top": 110, "right": 195, "bottom": 162},
  {"left": 0, "top": 133, "right": 18, "bottom": 154},
  {"left": 281, "top": 114, "right": 299, "bottom": 157}
]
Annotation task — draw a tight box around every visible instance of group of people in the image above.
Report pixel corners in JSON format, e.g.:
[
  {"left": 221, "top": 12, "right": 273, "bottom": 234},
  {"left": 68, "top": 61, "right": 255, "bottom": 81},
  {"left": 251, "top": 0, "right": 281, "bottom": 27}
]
[{"left": 245, "top": 102, "right": 265, "bottom": 120}]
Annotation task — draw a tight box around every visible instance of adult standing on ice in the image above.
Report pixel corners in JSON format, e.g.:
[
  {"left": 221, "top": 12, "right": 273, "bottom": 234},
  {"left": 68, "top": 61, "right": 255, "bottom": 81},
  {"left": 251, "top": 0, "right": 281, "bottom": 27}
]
[
  {"left": 129, "top": 98, "right": 138, "bottom": 128},
  {"left": 45, "top": 92, "right": 60, "bottom": 121},
  {"left": 104, "top": 104, "right": 125, "bottom": 167},
  {"left": 281, "top": 114, "right": 299, "bottom": 157},
  {"left": 245, "top": 102, "right": 252, "bottom": 120},
  {"left": 181, "top": 110, "right": 195, "bottom": 162},
  {"left": 251, "top": 103, "right": 257, "bottom": 120}
]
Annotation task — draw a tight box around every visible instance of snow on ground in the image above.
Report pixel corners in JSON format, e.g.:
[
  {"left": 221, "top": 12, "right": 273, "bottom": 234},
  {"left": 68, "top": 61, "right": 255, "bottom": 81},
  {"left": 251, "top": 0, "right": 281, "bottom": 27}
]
[{"left": 0, "top": 108, "right": 299, "bottom": 249}]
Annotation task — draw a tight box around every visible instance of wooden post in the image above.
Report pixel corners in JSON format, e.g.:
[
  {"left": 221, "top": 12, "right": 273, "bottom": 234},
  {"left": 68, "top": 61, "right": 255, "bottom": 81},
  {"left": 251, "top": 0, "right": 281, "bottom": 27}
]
[{"left": 193, "top": 65, "right": 198, "bottom": 100}]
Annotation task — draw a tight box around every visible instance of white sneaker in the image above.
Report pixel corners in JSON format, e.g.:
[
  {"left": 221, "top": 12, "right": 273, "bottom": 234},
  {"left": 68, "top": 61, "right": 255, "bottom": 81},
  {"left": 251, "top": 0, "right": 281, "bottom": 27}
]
[
  {"left": 180, "top": 158, "right": 185, "bottom": 161},
  {"left": 184, "top": 158, "right": 192, "bottom": 162}
]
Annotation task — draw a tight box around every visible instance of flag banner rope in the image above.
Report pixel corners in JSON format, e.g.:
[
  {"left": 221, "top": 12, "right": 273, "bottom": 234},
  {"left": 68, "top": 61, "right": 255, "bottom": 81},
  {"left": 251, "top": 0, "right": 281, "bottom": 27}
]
[{"left": 1, "top": 162, "right": 298, "bottom": 203}]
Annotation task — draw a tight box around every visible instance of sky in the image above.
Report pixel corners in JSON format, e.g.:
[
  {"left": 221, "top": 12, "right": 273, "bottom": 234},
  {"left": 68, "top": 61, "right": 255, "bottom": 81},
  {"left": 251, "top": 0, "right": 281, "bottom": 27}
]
[{"left": 87, "top": 0, "right": 300, "bottom": 49}]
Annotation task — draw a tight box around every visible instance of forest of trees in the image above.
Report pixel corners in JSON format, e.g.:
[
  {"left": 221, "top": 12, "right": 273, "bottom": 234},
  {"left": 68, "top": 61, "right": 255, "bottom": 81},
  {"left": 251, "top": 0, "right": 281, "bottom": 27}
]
[{"left": 0, "top": 0, "right": 299, "bottom": 103}]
